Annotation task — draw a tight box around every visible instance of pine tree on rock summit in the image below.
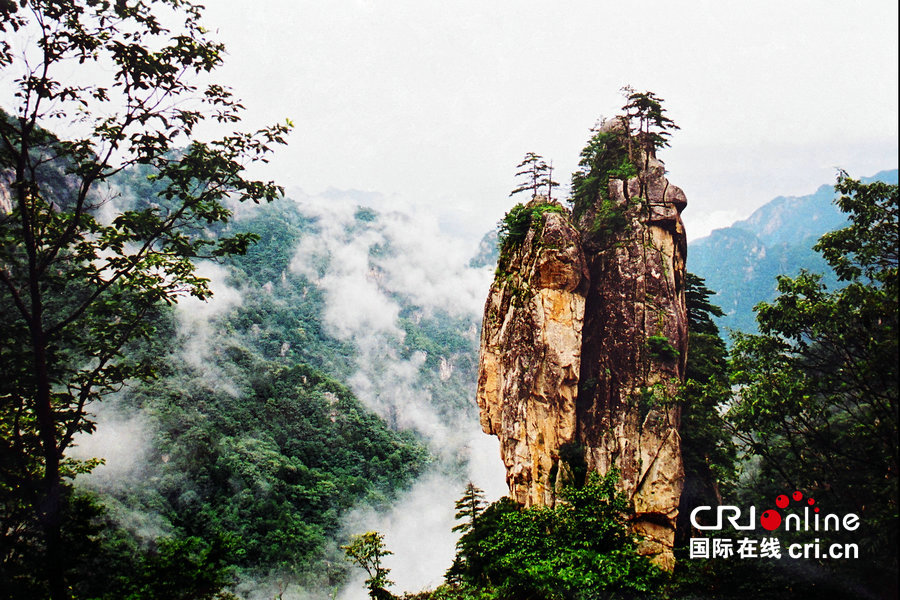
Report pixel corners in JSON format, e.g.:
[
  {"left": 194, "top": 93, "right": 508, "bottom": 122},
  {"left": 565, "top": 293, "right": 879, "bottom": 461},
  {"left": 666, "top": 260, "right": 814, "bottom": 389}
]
[{"left": 510, "top": 152, "right": 557, "bottom": 200}]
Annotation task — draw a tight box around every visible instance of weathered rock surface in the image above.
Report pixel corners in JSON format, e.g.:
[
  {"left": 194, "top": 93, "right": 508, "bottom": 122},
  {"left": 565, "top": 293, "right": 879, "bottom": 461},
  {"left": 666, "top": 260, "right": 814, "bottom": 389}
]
[
  {"left": 477, "top": 143, "right": 689, "bottom": 569},
  {"left": 476, "top": 199, "right": 589, "bottom": 507},
  {"left": 575, "top": 151, "right": 688, "bottom": 570}
]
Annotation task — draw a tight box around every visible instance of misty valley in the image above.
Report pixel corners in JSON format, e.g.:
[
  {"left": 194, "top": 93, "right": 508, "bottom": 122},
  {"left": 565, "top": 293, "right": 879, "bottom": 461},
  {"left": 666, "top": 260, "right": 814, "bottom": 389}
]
[{"left": 1, "top": 3, "right": 897, "bottom": 600}]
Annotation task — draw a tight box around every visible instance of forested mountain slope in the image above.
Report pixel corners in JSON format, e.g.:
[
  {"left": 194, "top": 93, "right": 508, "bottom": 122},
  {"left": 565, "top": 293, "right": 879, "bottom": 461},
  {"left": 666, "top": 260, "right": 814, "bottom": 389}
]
[
  {"left": 60, "top": 175, "right": 493, "bottom": 597},
  {"left": 689, "top": 169, "right": 898, "bottom": 334}
]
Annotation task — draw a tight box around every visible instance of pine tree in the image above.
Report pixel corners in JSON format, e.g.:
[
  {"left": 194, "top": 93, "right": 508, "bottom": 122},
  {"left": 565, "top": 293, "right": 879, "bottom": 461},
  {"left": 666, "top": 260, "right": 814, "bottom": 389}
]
[
  {"left": 510, "top": 152, "right": 550, "bottom": 199},
  {"left": 676, "top": 273, "right": 736, "bottom": 542},
  {"left": 620, "top": 87, "right": 680, "bottom": 161},
  {"left": 544, "top": 160, "right": 560, "bottom": 201},
  {"left": 452, "top": 482, "right": 486, "bottom": 536}
]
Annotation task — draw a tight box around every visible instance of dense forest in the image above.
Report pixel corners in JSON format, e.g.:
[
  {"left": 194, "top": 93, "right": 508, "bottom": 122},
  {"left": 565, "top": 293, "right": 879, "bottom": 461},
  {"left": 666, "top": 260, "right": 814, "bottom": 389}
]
[
  {"left": 1, "top": 145, "right": 486, "bottom": 597},
  {"left": 1, "top": 2, "right": 897, "bottom": 600}
]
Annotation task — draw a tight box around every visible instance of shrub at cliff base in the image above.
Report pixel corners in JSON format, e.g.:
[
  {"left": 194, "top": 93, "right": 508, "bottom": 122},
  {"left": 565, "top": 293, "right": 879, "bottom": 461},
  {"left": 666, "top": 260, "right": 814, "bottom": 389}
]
[{"left": 443, "top": 472, "right": 662, "bottom": 600}]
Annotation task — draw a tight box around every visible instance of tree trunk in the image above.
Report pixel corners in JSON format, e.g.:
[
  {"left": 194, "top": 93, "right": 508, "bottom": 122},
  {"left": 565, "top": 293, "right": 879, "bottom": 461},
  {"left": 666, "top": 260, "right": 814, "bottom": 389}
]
[{"left": 33, "top": 329, "right": 68, "bottom": 600}]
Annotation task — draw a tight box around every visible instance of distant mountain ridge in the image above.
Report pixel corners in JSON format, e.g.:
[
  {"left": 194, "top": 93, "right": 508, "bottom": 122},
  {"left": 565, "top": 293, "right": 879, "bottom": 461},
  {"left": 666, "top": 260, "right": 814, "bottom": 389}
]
[{"left": 688, "top": 169, "right": 898, "bottom": 336}]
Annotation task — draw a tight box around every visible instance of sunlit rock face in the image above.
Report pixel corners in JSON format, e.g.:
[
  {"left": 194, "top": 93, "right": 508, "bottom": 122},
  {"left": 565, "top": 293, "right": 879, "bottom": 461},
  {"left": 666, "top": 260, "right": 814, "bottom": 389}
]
[
  {"left": 477, "top": 147, "right": 688, "bottom": 569},
  {"left": 477, "top": 199, "right": 589, "bottom": 508}
]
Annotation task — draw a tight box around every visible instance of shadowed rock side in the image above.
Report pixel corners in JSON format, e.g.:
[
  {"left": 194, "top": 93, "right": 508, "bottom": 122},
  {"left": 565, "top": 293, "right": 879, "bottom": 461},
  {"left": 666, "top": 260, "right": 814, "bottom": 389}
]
[
  {"left": 477, "top": 201, "right": 589, "bottom": 507},
  {"left": 477, "top": 149, "right": 688, "bottom": 569},
  {"left": 575, "top": 153, "right": 688, "bottom": 570}
]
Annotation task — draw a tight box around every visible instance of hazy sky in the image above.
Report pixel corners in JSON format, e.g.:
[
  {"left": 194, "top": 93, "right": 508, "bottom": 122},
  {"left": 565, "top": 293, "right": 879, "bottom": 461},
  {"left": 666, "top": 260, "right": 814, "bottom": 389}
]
[{"left": 199, "top": 0, "right": 898, "bottom": 241}]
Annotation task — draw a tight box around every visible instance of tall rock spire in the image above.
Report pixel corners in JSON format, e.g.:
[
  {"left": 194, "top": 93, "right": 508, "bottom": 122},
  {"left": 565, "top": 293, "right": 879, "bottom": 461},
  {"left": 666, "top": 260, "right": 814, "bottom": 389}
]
[
  {"left": 476, "top": 120, "right": 688, "bottom": 569},
  {"left": 477, "top": 196, "right": 589, "bottom": 508}
]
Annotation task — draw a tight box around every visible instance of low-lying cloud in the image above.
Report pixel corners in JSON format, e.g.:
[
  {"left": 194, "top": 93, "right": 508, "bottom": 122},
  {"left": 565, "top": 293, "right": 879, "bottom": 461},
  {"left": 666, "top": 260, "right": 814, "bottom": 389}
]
[{"left": 290, "top": 192, "right": 507, "bottom": 595}]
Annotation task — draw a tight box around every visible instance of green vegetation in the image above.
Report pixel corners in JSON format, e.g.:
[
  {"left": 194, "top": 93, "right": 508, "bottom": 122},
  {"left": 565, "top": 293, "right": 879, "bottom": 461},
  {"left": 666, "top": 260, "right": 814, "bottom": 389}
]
[
  {"left": 646, "top": 334, "right": 680, "bottom": 362},
  {"left": 668, "top": 175, "right": 896, "bottom": 598},
  {"left": 620, "top": 88, "right": 680, "bottom": 167},
  {"left": 451, "top": 483, "right": 487, "bottom": 537},
  {"left": 344, "top": 531, "right": 395, "bottom": 600},
  {"left": 509, "top": 152, "right": 558, "bottom": 201},
  {"left": 428, "top": 174, "right": 895, "bottom": 600},
  {"left": 122, "top": 357, "right": 427, "bottom": 568},
  {"left": 0, "top": 486, "right": 240, "bottom": 599},
  {"left": 1, "top": 12, "right": 893, "bottom": 594},
  {"left": 570, "top": 89, "right": 678, "bottom": 224},
  {"left": 0, "top": 1, "right": 289, "bottom": 597},
  {"left": 492, "top": 200, "right": 569, "bottom": 312},
  {"left": 1, "top": 176, "right": 432, "bottom": 596},
  {"left": 727, "top": 173, "right": 898, "bottom": 590},
  {"left": 570, "top": 127, "right": 635, "bottom": 220},
  {"left": 496, "top": 202, "right": 567, "bottom": 248},
  {"left": 436, "top": 472, "right": 662, "bottom": 600},
  {"left": 0, "top": 4, "right": 441, "bottom": 593},
  {"left": 675, "top": 274, "right": 736, "bottom": 539},
  {"left": 590, "top": 193, "right": 633, "bottom": 238},
  {"left": 498, "top": 90, "right": 678, "bottom": 256},
  {"left": 688, "top": 171, "right": 897, "bottom": 336}
]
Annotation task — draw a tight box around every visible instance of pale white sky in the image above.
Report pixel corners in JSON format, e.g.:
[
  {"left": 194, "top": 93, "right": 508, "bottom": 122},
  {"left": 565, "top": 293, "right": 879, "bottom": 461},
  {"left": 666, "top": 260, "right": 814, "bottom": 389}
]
[{"left": 200, "top": 0, "right": 897, "bottom": 241}]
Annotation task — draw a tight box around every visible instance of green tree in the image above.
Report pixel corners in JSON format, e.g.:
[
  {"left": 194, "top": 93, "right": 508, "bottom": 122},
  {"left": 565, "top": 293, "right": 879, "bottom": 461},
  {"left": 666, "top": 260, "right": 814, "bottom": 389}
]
[
  {"left": 676, "top": 273, "right": 736, "bottom": 541},
  {"left": 569, "top": 122, "right": 635, "bottom": 220},
  {"left": 446, "top": 482, "right": 487, "bottom": 586},
  {"left": 450, "top": 472, "right": 661, "bottom": 599},
  {"left": 452, "top": 482, "right": 486, "bottom": 536},
  {"left": 619, "top": 87, "right": 680, "bottom": 167},
  {"left": 496, "top": 202, "right": 566, "bottom": 248},
  {"left": 0, "top": 1, "right": 289, "bottom": 597},
  {"left": 727, "top": 173, "right": 898, "bottom": 591},
  {"left": 545, "top": 161, "right": 559, "bottom": 201},
  {"left": 110, "top": 535, "right": 238, "bottom": 600},
  {"left": 816, "top": 172, "right": 898, "bottom": 283},
  {"left": 343, "top": 531, "right": 395, "bottom": 600},
  {"left": 569, "top": 88, "right": 678, "bottom": 219},
  {"left": 509, "top": 152, "right": 553, "bottom": 199}
]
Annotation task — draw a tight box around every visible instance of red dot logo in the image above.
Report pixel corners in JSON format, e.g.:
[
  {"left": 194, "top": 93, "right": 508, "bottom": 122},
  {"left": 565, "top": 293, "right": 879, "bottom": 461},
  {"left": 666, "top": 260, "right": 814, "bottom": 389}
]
[
  {"left": 760, "top": 509, "right": 782, "bottom": 531},
  {"left": 792, "top": 491, "right": 803, "bottom": 502},
  {"left": 775, "top": 494, "right": 789, "bottom": 509},
  {"left": 807, "top": 498, "right": 815, "bottom": 506}
]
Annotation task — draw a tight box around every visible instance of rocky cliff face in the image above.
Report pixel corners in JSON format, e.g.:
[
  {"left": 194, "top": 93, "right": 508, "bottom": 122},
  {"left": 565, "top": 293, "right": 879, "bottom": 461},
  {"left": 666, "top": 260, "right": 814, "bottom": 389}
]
[
  {"left": 477, "top": 204, "right": 589, "bottom": 507},
  {"left": 477, "top": 130, "right": 688, "bottom": 569}
]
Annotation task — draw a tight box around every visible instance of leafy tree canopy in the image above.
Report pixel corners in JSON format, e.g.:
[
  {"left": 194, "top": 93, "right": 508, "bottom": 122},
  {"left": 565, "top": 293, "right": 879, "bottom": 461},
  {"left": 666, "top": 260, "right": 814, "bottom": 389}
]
[
  {"left": 727, "top": 173, "right": 898, "bottom": 591},
  {"left": 0, "top": 1, "right": 289, "bottom": 597},
  {"left": 447, "top": 472, "right": 662, "bottom": 600},
  {"left": 344, "top": 531, "right": 395, "bottom": 600}
]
